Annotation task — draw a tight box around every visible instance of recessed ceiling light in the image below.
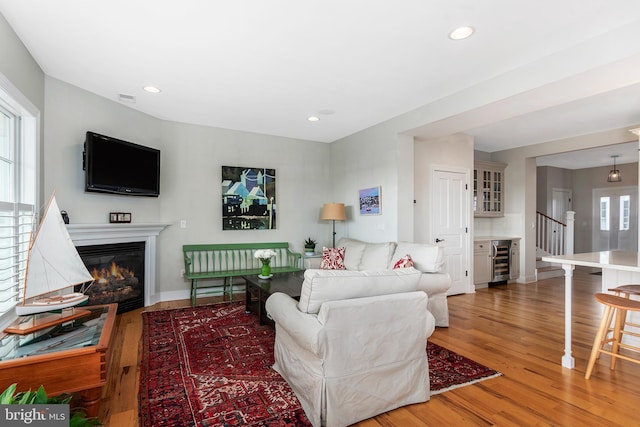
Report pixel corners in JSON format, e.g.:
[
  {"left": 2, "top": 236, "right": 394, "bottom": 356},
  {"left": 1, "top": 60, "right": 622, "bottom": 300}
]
[
  {"left": 307, "top": 116, "right": 320, "bottom": 122},
  {"left": 143, "top": 86, "right": 161, "bottom": 93},
  {"left": 449, "top": 26, "right": 475, "bottom": 40}
]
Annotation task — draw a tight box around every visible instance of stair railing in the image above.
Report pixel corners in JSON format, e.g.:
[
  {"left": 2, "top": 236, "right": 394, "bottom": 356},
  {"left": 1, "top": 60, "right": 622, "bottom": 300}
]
[{"left": 536, "top": 211, "right": 568, "bottom": 256}]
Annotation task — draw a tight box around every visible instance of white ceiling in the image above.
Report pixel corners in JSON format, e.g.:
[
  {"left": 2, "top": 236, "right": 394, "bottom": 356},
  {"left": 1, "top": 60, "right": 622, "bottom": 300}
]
[
  {"left": 536, "top": 141, "right": 637, "bottom": 170},
  {"left": 2, "top": 1, "right": 640, "bottom": 169}
]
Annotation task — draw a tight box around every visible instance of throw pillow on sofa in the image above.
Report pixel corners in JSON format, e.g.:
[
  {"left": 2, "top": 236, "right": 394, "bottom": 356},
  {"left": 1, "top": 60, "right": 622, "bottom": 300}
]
[
  {"left": 393, "top": 254, "right": 414, "bottom": 269},
  {"left": 320, "top": 246, "right": 346, "bottom": 270},
  {"left": 389, "top": 242, "right": 444, "bottom": 272}
]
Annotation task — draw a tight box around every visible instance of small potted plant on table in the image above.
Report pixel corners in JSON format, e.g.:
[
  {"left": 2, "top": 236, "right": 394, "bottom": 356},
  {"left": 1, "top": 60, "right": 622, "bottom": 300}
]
[{"left": 304, "top": 237, "right": 317, "bottom": 255}]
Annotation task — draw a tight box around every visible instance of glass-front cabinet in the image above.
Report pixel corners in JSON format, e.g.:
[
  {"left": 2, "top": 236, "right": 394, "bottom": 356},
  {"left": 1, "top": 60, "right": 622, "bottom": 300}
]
[{"left": 473, "top": 161, "right": 506, "bottom": 217}]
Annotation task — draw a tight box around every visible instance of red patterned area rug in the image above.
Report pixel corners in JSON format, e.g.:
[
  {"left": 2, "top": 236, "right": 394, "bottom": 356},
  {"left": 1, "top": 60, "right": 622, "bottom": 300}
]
[
  {"left": 428, "top": 341, "right": 502, "bottom": 395},
  {"left": 140, "top": 302, "right": 500, "bottom": 427}
]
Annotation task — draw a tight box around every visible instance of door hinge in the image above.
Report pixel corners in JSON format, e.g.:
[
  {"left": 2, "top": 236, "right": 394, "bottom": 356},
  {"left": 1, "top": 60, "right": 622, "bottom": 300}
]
[
  {"left": 465, "top": 270, "right": 468, "bottom": 277},
  {"left": 465, "top": 184, "right": 468, "bottom": 190},
  {"left": 465, "top": 227, "right": 468, "bottom": 233}
]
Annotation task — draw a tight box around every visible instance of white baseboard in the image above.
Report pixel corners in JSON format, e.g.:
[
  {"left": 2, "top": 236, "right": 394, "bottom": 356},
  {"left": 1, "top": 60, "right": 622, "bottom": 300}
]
[{"left": 154, "top": 284, "right": 246, "bottom": 306}]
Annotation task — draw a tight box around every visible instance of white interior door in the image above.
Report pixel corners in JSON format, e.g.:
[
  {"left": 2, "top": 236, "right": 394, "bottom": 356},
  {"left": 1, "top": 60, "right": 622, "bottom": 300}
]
[{"left": 432, "top": 169, "right": 470, "bottom": 295}]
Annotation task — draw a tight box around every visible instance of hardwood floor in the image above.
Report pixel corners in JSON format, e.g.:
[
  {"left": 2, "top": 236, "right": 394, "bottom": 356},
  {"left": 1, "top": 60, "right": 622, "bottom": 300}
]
[{"left": 98, "top": 269, "right": 640, "bottom": 426}]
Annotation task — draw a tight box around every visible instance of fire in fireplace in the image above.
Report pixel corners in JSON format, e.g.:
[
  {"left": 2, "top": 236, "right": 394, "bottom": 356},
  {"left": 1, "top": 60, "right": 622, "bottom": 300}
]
[{"left": 76, "top": 241, "right": 145, "bottom": 313}]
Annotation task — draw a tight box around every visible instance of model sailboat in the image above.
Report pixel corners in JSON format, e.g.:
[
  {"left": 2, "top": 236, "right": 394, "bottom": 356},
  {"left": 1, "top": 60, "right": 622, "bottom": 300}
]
[{"left": 14, "top": 195, "right": 94, "bottom": 316}]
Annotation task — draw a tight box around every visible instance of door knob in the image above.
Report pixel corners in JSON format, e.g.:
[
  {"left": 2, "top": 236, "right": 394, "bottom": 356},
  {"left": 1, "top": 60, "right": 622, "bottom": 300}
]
[{"left": 435, "top": 238, "right": 444, "bottom": 243}]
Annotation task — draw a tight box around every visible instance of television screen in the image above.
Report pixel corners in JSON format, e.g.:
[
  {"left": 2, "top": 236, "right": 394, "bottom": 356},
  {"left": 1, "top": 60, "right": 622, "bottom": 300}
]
[{"left": 84, "top": 131, "right": 160, "bottom": 197}]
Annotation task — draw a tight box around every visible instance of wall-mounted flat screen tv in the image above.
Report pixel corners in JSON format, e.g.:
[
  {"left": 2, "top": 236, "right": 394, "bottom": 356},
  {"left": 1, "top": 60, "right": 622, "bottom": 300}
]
[{"left": 83, "top": 131, "right": 160, "bottom": 197}]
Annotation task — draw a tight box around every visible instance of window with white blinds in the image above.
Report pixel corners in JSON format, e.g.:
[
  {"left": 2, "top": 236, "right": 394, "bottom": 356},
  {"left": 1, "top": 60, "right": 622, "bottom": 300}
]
[{"left": 0, "top": 83, "right": 37, "bottom": 329}]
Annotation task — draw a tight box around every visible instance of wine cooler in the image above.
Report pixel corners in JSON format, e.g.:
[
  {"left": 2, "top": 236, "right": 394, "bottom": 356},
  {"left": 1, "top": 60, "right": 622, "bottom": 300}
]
[{"left": 490, "top": 240, "right": 512, "bottom": 283}]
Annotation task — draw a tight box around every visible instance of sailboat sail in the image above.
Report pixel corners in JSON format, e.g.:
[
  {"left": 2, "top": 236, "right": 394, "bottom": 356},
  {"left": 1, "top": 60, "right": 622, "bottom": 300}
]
[{"left": 16, "top": 195, "right": 94, "bottom": 315}]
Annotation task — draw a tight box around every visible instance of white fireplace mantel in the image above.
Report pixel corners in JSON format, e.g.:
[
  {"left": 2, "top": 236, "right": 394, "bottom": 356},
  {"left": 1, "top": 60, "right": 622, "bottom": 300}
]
[{"left": 67, "top": 223, "right": 170, "bottom": 307}]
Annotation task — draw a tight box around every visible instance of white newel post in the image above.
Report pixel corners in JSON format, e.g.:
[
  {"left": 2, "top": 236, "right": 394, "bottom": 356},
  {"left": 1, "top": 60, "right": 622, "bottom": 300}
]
[
  {"left": 66, "top": 223, "right": 169, "bottom": 307},
  {"left": 565, "top": 211, "right": 575, "bottom": 255}
]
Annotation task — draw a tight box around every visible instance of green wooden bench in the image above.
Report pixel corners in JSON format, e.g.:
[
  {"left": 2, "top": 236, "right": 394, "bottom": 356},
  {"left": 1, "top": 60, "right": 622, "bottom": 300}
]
[{"left": 183, "top": 242, "right": 302, "bottom": 305}]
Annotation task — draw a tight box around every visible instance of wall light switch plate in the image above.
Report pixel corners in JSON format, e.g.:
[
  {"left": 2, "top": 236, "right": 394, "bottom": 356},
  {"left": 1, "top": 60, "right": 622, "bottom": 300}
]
[{"left": 110, "top": 212, "right": 131, "bottom": 223}]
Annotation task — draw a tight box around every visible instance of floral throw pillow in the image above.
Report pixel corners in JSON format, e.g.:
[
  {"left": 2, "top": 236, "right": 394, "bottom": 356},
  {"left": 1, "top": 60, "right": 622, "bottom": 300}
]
[
  {"left": 320, "top": 246, "right": 346, "bottom": 270},
  {"left": 393, "top": 254, "right": 414, "bottom": 269}
]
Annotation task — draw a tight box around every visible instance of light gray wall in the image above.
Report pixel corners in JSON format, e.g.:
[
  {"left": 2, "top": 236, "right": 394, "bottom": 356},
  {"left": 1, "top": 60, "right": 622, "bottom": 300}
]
[
  {"left": 329, "top": 122, "right": 404, "bottom": 243},
  {"left": 43, "top": 77, "right": 331, "bottom": 298},
  {"left": 0, "top": 14, "right": 45, "bottom": 202},
  {"left": 536, "top": 167, "right": 548, "bottom": 214},
  {"left": 474, "top": 150, "right": 492, "bottom": 162},
  {"left": 0, "top": 14, "right": 44, "bottom": 115},
  {"left": 329, "top": 104, "right": 480, "bottom": 245},
  {"left": 536, "top": 166, "right": 572, "bottom": 217},
  {"left": 155, "top": 120, "right": 331, "bottom": 296}
]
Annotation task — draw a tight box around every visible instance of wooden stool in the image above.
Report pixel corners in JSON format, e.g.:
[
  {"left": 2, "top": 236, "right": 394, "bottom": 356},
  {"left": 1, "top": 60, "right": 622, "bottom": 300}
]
[
  {"left": 606, "top": 285, "right": 640, "bottom": 332},
  {"left": 585, "top": 293, "right": 640, "bottom": 379},
  {"left": 608, "top": 284, "right": 640, "bottom": 297}
]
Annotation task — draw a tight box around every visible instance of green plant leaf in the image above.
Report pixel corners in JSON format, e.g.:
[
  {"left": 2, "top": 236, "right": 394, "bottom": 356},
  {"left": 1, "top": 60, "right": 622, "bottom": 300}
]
[
  {"left": 16, "top": 390, "right": 35, "bottom": 404},
  {"left": 0, "top": 383, "right": 17, "bottom": 404},
  {"left": 69, "top": 412, "right": 102, "bottom": 427},
  {"left": 53, "top": 392, "right": 73, "bottom": 404},
  {"left": 34, "top": 385, "right": 48, "bottom": 404}
]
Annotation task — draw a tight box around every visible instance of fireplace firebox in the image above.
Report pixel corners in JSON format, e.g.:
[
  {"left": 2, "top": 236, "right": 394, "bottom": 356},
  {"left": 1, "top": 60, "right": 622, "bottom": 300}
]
[{"left": 76, "top": 241, "right": 145, "bottom": 314}]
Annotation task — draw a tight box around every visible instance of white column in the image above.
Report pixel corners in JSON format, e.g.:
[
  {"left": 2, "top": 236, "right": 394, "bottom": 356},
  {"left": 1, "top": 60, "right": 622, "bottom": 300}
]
[{"left": 562, "top": 263, "right": 576, "bottom": 369}]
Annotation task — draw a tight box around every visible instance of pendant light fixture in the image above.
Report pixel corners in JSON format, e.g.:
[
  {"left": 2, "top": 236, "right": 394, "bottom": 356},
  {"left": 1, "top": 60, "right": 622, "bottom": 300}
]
[{"left": 607, "top": 155, "right": 621, "bottom": 182}]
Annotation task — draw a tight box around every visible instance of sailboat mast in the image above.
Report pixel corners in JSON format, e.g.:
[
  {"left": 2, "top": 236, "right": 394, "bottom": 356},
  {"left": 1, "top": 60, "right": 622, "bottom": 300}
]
[{"left": 20, "top": 231, "right": 34, "bottom": 306}]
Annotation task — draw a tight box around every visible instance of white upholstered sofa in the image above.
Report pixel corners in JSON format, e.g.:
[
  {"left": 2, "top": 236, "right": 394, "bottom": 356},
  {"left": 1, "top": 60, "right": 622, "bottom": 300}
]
[
  {"left": 265, "top": 267, "right": 435, "bottom": 427},
  {"left": 305, "top": 237, "right": 451, "bottom": 327}
]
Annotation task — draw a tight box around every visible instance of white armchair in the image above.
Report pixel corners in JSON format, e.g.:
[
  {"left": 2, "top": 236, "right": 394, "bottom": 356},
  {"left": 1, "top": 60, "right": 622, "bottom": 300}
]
[{"left": 265, "top": 268, "right": 435, "bottom": 427}]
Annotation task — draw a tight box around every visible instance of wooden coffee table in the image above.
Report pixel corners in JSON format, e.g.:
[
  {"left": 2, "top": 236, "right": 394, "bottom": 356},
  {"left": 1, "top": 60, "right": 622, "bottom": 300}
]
[
  {"left": 244, "top": 271, "right": 304, "bottom": 326},
  {"left": 0, "top": 304, "right": 117, "bottom": 418}
]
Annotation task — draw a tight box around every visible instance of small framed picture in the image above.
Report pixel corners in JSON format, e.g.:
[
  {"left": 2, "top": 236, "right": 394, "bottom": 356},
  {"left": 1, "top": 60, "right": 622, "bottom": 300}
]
[{"left": 359, "top": 186, "right": 381, "bottom": 215}]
